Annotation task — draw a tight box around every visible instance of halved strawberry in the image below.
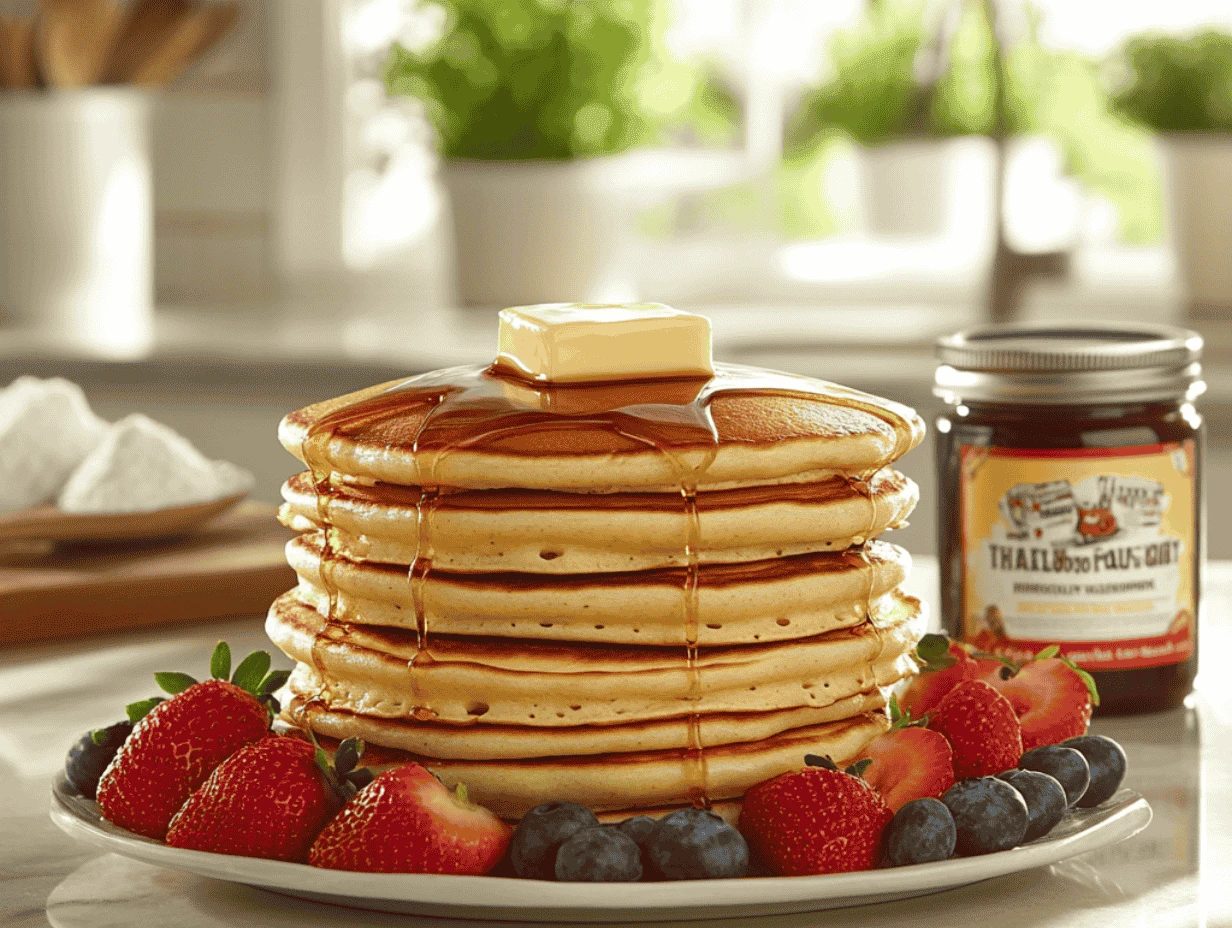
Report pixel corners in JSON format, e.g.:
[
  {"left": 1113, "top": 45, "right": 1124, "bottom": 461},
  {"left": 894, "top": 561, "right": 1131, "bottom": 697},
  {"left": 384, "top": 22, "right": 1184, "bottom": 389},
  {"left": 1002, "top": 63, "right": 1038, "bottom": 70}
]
[
  {"left": 309, "top": 763, "right": 511, "bottom": 874},
  {"left": 857, "top": 698, "right": 955, "bottom": 811},
  {"left": 898, "top": 634, "right": 977, "bottom": 717},
  {"left": 990, "top": 649, "right": 1097, "bottom": 751}
]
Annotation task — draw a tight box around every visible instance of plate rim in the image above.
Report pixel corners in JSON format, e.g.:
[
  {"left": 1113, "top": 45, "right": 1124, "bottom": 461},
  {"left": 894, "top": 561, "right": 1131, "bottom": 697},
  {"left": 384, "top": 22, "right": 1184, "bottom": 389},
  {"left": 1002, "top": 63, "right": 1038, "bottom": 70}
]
[{"left": 49, "top": 775, "right": 1152, "bottom": 913}]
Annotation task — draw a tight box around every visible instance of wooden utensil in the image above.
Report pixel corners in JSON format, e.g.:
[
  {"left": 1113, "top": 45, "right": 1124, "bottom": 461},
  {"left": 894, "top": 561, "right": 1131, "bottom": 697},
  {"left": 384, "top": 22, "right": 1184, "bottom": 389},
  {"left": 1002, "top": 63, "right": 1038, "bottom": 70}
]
[
  {"left": 35, "top": 0, "right": 124, "bottom": 88},
  {"left": 101, "top": 0, "right": 192, "bottom": 85},
  {"left": 0, "top": 15, "right": 39, "bottom": 88},
  {"left": 125, "top": 0, "right": 239, "bottom": 87},
  {"left": 0, "top": 492, "right": 247, "bottom": 545},
  {"left": 0, "top": 501, "right": 295, "bottom": 646}
]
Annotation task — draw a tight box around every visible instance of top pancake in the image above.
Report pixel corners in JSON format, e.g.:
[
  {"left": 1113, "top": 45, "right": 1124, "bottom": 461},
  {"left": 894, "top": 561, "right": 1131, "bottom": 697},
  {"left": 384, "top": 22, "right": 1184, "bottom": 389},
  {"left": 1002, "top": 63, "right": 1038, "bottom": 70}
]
[{"left": 279, "top": 363, "right": 926, "bottom": 491}]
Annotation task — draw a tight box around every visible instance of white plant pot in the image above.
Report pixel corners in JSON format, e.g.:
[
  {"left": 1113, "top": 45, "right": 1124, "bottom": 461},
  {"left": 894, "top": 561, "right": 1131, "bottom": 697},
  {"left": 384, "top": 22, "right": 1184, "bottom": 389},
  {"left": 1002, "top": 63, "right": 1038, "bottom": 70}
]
[
  {"left": 1159, "top": 135, "right": 1232, "bottom": 312},
  {"left": 0, "top": 90, "right": 153, "bottom": 357},
  {"left": 858, "top": 136, "right": 997, "bottom": 243},
  {"left": 441, "top": 158, "right": 635, "bottom": 307}
]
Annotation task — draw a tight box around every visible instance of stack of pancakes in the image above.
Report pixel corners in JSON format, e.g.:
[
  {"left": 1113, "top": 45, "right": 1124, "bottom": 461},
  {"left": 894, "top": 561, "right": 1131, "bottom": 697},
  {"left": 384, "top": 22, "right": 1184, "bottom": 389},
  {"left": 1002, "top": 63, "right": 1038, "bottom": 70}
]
[{"left": 267, "top": 363, "right": 926, "bottom": 819}]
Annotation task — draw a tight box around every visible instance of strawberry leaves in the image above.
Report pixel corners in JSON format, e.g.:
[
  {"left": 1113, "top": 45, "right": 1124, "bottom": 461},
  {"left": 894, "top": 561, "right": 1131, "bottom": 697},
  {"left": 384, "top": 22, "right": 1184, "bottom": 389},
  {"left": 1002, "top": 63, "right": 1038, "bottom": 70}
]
[
  {"left": 231, "top": 650, "right": 271, "bottom": 695},
  {"left": 888, "top": 694, "right": 928, "bottom": 730},
  {"left": 803, "top": 753, "right": 872, "bottom": 780},
  {"left": 1058, "top": 655, "right": 1100, "bottom": 707},
  {"left": 125, "top": 697, "right": 165, "bottom": 723},
  {"left": 149, "top": 642, "right": 290, "bottom": 720},
  {"left": 154, "top": 671, "right": 197, "bottom": 695},
  {"left": 210, "top": 641, "right": 232, "bottom": 681},
  {"left": 312, "top": 735, "right": 374, "bottom": 804}
]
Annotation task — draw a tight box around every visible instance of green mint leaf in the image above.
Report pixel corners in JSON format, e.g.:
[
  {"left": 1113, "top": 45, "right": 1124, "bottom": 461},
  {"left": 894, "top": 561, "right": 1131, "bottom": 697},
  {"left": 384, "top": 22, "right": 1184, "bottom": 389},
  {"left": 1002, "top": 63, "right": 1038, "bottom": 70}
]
[
  {"left": 1059, "top": 656, "right": 1101, "bottom": 707},
  {"left": 231, "top": 650, "right": 272, "bottom": 696},
  {"left": 257, "top": 669, "right": 291, "bottom": 698},
  {"left": 91, "top": 729, "right": 108, "bottom": 745},
  {"left": 125, "top": 697, "right": 164, "bottom": 724},
  {"left": 1035, "top": 644, "right": 1061, "bottom": 661},
  {"left": 210, "top": 642, "right": 232, "bottom": 681},
  {"left": 154, "top": 672, "right": 197, "bottom": 695}
]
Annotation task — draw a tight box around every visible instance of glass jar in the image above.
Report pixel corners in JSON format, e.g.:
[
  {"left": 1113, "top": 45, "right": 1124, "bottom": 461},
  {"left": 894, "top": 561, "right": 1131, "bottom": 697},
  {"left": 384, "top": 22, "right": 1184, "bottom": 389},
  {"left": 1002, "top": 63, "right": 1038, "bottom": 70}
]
[{"left": 934, "top": 324, "right": 1204, "bottom": 716}]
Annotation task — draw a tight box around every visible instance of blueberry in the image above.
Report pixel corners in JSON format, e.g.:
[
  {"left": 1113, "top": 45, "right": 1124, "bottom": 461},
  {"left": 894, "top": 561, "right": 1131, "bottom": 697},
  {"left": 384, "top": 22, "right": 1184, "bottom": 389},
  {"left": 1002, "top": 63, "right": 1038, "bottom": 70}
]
[
  {"left": 1062, "top": 735, "right": 1127, "bottom": 808},
  {"left": 555, "top": 827, "right": 643, "bottom": 882},
  {"left": 647, "top": 807, "right": 749, "bottom": 880},
  {"left": 617, "top": 815, "right": 659, "bottom": 849},
  {"left": 881, "top": 798, "right": 956, "bottom": 867},
  {"left": 1019, "top": 745, "right": 1090, "bottom": 807},
  {"left": 65, "top": 722, "right": 132, "bottom": 799},
  {"left": 998, "top": 769, "right": 1067, "bottom": 842},
  {"left": 942, "top": 778, "right": 1029, "bottom": 855},
  {"left": 509, "top": 801, "right": 599, "bottom": 879}
]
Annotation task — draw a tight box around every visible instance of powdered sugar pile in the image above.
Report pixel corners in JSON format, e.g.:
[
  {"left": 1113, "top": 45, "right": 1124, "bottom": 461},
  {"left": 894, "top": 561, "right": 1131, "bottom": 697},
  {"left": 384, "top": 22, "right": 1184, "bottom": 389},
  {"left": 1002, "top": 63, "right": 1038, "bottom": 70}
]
[
  {"left": 0, "top": 377, "right": 108, "bottom": 512},
  {"left": 0, "top": 377, "right": 253, "bottom": 515},
  {"left": 59, "top": 414, "right": 254, "bottom": 514}
]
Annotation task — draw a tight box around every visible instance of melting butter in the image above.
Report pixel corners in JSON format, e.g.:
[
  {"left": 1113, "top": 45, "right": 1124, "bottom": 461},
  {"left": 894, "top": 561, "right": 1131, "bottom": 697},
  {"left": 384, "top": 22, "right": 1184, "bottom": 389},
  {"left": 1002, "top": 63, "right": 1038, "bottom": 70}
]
[{"left": 496, "top": 303, "right": 714, "bottom": 383}]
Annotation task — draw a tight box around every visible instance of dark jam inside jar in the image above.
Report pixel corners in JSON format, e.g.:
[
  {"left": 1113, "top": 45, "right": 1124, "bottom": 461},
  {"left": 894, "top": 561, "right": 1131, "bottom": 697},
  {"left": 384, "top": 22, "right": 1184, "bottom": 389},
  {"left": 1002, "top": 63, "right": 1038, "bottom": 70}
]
[
  {"left": 937, "top": 398, "right": 1203, "bottom": 715},
  {"left": 934, "top": 324, "right": 1205, "bottom": 717}
]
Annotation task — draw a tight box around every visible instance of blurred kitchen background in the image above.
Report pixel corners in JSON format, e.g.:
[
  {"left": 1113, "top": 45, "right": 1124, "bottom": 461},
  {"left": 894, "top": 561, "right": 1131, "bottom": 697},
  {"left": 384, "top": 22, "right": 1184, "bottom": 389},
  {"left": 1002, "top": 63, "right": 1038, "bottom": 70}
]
[{"left": 1, "top": 0, "right": 1230, "bottom": 557}]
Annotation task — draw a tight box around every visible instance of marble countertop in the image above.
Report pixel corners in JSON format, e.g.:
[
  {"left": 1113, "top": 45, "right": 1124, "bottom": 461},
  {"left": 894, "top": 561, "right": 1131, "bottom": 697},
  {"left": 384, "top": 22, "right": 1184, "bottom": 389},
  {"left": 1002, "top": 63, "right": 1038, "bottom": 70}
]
[{"left": 2, "top": 558, "right": 1230, "bottom": 928}]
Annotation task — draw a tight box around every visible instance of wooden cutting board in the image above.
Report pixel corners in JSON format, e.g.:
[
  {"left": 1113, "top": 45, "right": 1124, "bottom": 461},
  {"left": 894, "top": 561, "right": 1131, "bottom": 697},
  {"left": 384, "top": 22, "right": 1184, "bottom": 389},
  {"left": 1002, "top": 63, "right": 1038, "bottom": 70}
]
[{"left": 0, "top": 502, "right": 295, "bottom": 646}]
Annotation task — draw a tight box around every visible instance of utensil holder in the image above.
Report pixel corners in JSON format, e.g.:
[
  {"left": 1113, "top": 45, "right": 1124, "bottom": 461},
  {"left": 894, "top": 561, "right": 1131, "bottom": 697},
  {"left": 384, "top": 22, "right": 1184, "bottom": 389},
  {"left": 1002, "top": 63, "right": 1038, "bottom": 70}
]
[{"left": 0, "top": 89, "right": 153, "bottom": 358}]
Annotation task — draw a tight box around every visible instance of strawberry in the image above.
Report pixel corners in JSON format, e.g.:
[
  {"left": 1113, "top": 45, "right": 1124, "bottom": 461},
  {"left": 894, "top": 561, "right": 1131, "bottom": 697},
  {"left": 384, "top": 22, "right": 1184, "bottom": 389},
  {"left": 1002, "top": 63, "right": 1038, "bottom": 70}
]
[
  {"left": 857, "top": 698, "right": 954, "bottom": 811},
  {"left": 739, "top": 755, "right": 893, "bottom": 876},
  {"left": 928, "top": 679, "right": 1023, "bottom": 780},
  {"left": 166, "top": 735, "right": 372, "bottom": 861},
  {"left": 898, "top": 634, "right": 977, "bottom": 717},
  {"left": 989, "top": 649, "right": 1097, "bottom": 751},
  {"left": 309, "top": 763, "right": 511, "bottom": 874},
  {"left": 96, "top": 642, "right": 289, "bottom": 839}
]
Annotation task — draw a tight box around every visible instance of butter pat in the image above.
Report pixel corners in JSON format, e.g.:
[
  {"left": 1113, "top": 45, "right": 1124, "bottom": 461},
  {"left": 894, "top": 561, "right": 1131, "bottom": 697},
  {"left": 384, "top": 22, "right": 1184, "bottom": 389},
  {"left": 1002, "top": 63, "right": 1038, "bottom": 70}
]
[{"left": 496, "top": 303, "right": 713, "bottom": 383}]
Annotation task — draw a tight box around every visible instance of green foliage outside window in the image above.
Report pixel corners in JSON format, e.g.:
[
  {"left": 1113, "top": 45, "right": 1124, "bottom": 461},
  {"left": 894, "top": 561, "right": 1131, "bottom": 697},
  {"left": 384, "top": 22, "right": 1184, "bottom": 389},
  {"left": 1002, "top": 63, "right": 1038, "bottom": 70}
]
[
  {"left": 781, "top": 0, "right": 1163, "bottom": 243},
  {"left": 383, "top": 0, "right": 736, "bottom": 160},
  {"left": 1110, "top": 30, "right": 1232, "bottom": 133}
]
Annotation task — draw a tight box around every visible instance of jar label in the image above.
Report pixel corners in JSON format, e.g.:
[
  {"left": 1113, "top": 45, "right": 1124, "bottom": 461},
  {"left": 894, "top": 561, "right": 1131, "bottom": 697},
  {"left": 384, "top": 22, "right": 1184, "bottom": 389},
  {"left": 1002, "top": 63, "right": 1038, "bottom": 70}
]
[{"left": 959, "top": 441, "right": 1196, "bottom": 670}]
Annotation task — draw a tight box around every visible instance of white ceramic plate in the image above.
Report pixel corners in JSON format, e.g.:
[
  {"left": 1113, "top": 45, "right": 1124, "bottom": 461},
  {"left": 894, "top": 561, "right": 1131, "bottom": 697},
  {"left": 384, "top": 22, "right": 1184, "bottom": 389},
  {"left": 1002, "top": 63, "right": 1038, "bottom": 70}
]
[{"left": 50, "top": 776, "right": 1151, "bottom": 923}]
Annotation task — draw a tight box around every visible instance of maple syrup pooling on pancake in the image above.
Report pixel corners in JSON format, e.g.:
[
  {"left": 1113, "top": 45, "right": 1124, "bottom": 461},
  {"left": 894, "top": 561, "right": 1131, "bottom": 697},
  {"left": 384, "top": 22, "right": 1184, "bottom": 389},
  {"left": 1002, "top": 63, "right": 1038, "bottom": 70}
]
[{"left": 299, "top": 362, "right": 916, "bottom": 802}]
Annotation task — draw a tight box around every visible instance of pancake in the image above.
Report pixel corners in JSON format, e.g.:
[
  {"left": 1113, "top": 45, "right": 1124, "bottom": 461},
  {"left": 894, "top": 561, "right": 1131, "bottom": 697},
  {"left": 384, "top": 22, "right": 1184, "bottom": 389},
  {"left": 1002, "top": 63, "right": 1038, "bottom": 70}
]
[
  {"left": 278, "top": 467, "right": 918, "bottom": 573},
  {"left": 303, "top": 713, "right": 889, "bottom": 817},
  {"left": 279, "top": 363, "right": 926, "bottom": 492},
  {"left": 265, "top": 589, "right": 923, "bottom": 727},
  {"left": 284, "top": 535, "right": 911, "bottom": 646},
  {"left": 284, "top": 683, "right": 889, "bottom": 760}
]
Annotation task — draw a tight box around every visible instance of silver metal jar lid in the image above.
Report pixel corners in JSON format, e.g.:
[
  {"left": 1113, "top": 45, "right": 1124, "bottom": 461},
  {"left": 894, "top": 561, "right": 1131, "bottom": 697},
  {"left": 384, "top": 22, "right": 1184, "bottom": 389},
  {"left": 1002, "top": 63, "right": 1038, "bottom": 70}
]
[{"left": 934, "top": 323, "right": 1205, "bottom": 405}]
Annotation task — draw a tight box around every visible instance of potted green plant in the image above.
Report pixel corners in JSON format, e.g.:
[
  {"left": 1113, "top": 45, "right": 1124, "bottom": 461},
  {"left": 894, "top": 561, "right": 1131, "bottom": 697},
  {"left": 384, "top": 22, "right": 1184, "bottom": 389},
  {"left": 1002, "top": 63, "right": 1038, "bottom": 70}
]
[
  {"left": 384, "top": 0, "right": 707, "bottom": 306},
  {"left": 786, "top": 0, "right": 999, "bottom": 241},
  {"left": 1111, "top": 30, "right": 1232, "bottom": 314}
]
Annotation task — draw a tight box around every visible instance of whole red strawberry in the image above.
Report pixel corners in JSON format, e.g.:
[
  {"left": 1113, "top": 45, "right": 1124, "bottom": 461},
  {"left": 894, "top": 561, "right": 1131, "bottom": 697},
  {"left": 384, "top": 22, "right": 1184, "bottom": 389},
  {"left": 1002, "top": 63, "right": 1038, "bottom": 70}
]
[
  {"left": 309, "top": 763, "right": 511, "bottom": 874},
  {"left": 899, "top": 634, "right": 978, "bottom": 717},
  {"left": 991, "top": 652, "right": 1096, "bottom": 751},
  {"left": 167, "top": 736, "right": 343, "bottom": 861},
  {"left": 858, "top": 700, "right": 954, "bottom": 811},
  {"left": 928, "top": 679, "right": 1023, "bottom": 780},
  {"left": 739, "top": 755, "right": 893, "bottom": 876},
  {"left": 96, "top": 643, "right": 287, "bottom": 839}
]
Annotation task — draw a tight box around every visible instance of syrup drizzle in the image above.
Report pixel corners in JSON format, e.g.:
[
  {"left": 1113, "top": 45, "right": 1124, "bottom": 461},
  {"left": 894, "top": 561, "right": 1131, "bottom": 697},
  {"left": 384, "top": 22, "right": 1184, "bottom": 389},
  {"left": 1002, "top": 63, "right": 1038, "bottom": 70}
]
[{"left": 296, "top": 362, "right": 917, "bottom": 800}]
